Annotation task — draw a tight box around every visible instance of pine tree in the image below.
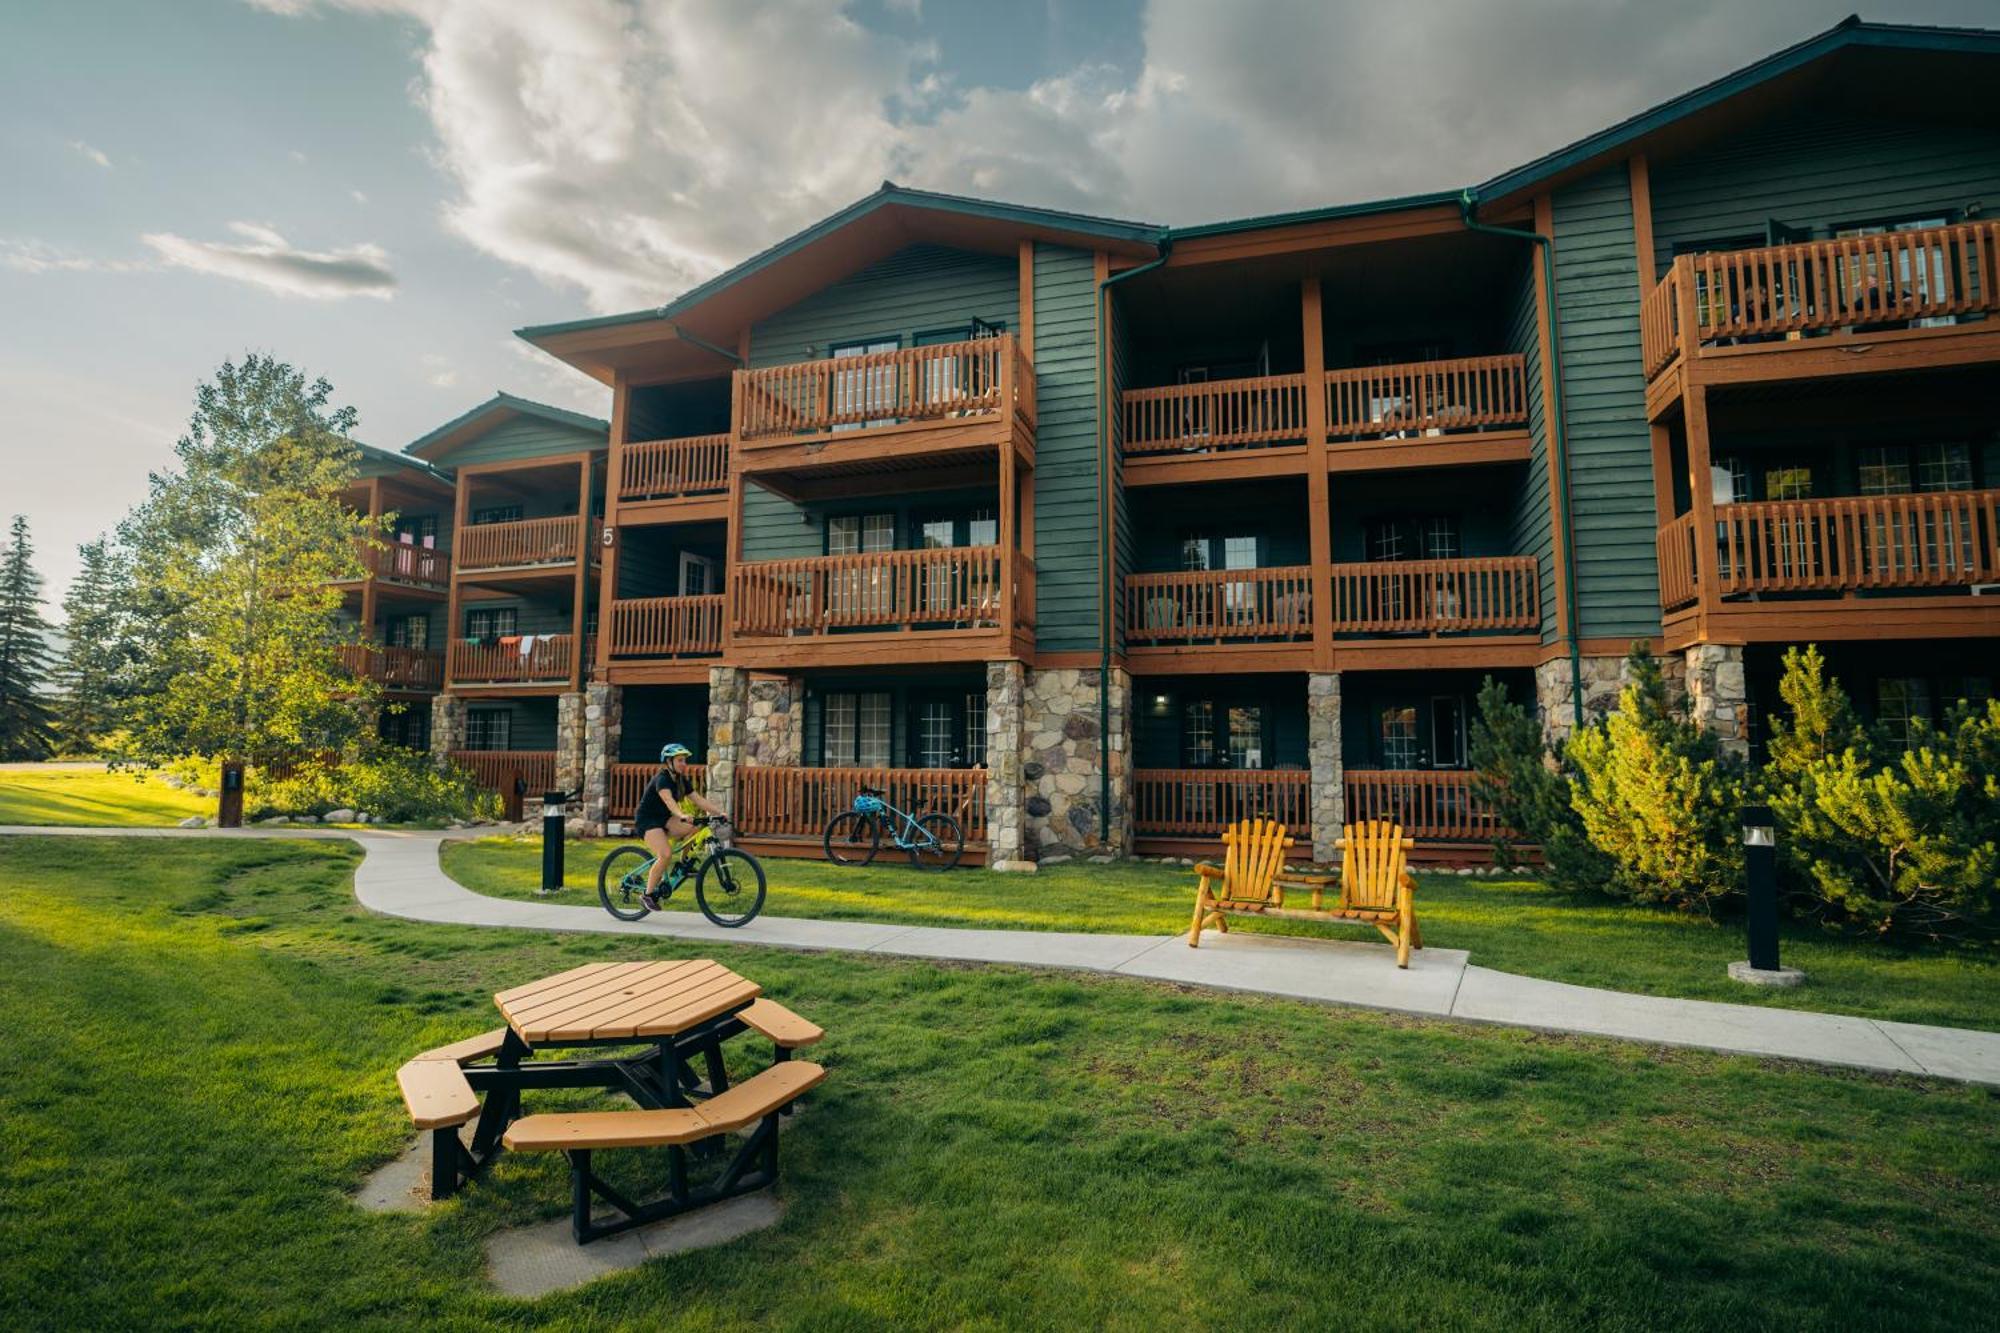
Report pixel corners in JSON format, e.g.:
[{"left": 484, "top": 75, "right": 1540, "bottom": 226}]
[
  {"left": 0, "top": 514, "right": 58, "bottom": 759},
  {"left": 55, "top": 536, "right": 134, "bottom": 750}
]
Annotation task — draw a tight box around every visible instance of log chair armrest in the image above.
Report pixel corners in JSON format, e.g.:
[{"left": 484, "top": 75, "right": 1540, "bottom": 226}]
[{"left": 1193, "top": 863, "right": 1227, "bottom": 880}]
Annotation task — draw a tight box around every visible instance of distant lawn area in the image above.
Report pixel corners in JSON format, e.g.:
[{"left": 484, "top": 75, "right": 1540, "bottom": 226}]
[
  {"left": 0, "top": 764, "right": 210, "bottom": 827},
  {"left": 443, "top": 836, "right": 2000, "bottom": 1032},
  {"left": 4, "top": 833, "right": 1999, "bottom": 1329}
]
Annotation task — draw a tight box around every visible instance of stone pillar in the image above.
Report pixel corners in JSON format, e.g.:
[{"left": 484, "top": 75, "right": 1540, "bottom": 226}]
[
  {"left": 580, "top": 681, "right": 622, "bottom": 835},
  {"left": 1684, "top": 644, "right": 1750, "bottom": 761},
  {"left": 555, "top": 691, "right": 586, "bottom": 799},
  {"left": 1307, "top": 672, "right": 1343, "bottom": 866},
  {"left": 743, "top": 675, "right": 800, "bottom": 767},
  {"left": 705, "top": 666, "right": 748, "bottom": 816},
  {"left": 1534, "top": 654, "right": 1631, "bottom": 751},
  {"left": 1022, "top": 666, "right": 1132, "bottom": 860},
  {"left": 429, "top": 694, "right": 466, "bottom": 762},
  {"left": 984, "top": 660, "right": 1028, "bottom": 868}
]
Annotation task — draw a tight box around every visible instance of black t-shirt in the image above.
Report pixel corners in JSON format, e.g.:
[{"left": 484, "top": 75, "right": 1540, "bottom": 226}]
[{"left": 634, "top": 768, "right": 693, "bottom": 829}]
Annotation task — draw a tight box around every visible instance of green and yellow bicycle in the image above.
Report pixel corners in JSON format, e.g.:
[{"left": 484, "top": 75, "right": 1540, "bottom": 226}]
[{"left": 597, "top": 817, "right": 767, "bottom": 926}]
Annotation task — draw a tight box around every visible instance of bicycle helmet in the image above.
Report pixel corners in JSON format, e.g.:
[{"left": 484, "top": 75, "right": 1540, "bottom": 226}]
[{"left": 660, "top": 742, "right": 693, "bottom": 763}]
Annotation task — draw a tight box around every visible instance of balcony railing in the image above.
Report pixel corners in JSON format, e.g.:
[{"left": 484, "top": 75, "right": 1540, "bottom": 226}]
[
  {"left": 1125, "top": 567, "right": 1314, "bottom": 645},
  {"left": 1640, "top": 221, "right": 2000, "bottom": 380},
  {"left": 447, "top": 634, "right": 574, "bottom": 684},
  {"left": 610, "top": 761, "right": 708, "bottom": 820},
  {"left": 352, "top": 540, "right": 450, "bottom": 588},
  {"left": 736, "top": 334, "right": 1033, "bottom": 443},
  {"left": 1658, "top": 512, "right": 1700, "bottom": 610},
  {"left": 733, "top": 766, "right": 988, "bottom": 843},
  {"left": 730, "top": 547, "right": 1030, "bottom": 638},
  {"left": 1327, "top": 557, "right": 1539, "bottom": 634},
  {"left": 455, "top": 516, "right": 586, "bottom": 573},
  {"left": 1325, "top": 354, "right": 1528, "bottom": 440},
  {"left": 1344, "top": 770, "right": 1513, "bottom": 843},
  {"left": 336, "top": 644, "right": 444, "bottom": 691},
  {"left": 1703, "top": 489, "right": 2000, "bottom": 598},
  {"left": 606, "top": 595, "right": 724, "bottom": 659},
  {"left": 1123, "top": 373, "right": 1309, "bottom": 454},
  {"left": 1132, "top": 769, "right": 1312, "bottom": 838},
  {"left": 447, "top": 749, "right": 556, "bottom": 794},
  {"left": 619, "top": 435, "right": 728, "bottom": 501}
]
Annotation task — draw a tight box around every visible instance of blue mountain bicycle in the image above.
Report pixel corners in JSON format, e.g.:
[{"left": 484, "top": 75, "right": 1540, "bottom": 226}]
[{"left": 821, "top": 785, "right": 965, "bottom": 871}]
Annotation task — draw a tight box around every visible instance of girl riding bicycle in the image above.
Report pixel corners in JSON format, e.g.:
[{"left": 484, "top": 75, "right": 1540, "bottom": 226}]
[{"left": 635, "top": 742, "right": 728, "bottom": 912}]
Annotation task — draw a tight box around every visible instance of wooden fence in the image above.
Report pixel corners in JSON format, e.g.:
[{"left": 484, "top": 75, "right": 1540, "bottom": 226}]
[
  {"left": 619, "top": 435, "right": 728, "bottom": 500},
  {"left": 454, "top": 516, "right": 583, "bottom": 572},
  {"left": 732, "top": 766, "right": 988, "bottom": 843},
  {"left": 609, "top": 762, "right": 710, "bottom": 820},
  {"left": 1324, "top": 354, "right": 1527, "bottom": 440},
  {"left": 336, "top": 644, "right": 444, "bottom": 690},
  {"left": 731, "top": 547, "right": 1013, "bottom": 636},
  {"left": 1131, "top": 769, "right": 1312, "bottom": 838},
  {"left": 1124, "top": 567, "right": 1314, "bottom": 644},
  {"left": 1343, "top": 770, "right": 1512, "bottom": 843},
  {"left": 1327, "top": 557, "right": 1539, "bottom": 634},
  {"left": 447, "top": 750, "right": 557, "bottom": 795},
  {"left": 1713, "top": 490, "right": 2000, "bottom": 595},
  {"left": 736, "top": 335, "right": 1031, "bottom": 441},
  {"left": 1122, "top": 372, "right": 1308, "bottom": 454},
  {"left": 606, "top": 596, "right": 725, "bottom": 658},
  {"left": 447, "top": 635, "right": 574, "bottom": 684}
]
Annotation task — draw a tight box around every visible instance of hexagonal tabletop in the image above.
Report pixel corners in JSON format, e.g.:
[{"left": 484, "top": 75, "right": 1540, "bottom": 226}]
[{"left": 493, "top": 960, "right": 760, "bottom": 1045}]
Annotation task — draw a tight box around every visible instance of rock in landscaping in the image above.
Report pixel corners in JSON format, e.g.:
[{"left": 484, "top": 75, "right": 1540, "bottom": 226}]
[
  {"left": 163, "top": 775, "right": 185, "bottom": 789},
  {"left": 1040, "top": 854, "right": 1072, "bottom": 866},
  {"left": 1086, "top": 855, "right": 1115, "bottom": 865},
  {"left": 177, "top": 815, "right": 206, "bottom": 828},
  {"left": 255, "top": 816, "right": 288, "bottom": 826},
  {"left": 325, "top": 808, "right": 358, "bottom": 825}
]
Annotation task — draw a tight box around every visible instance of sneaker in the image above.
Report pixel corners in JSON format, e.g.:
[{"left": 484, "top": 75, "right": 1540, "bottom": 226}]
[{"left": 640, "top": 891, "right": 660, "bottom": 912}]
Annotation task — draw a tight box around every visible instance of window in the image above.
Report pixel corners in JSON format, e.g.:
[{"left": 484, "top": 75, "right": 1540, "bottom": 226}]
[
  {"left": 1183, "top": 701, "right": 1216, "bottom": 767},
  {"left": 1226, "top": 706, "right": 1264, "bottom": 770},
  {"left": 1877, "top": 678, "right": 1933, "bottom": 752},
  {"left": 472, "top": 504, "right": 523, "bottom": 525},
  {"left": 824, "top": 692, "right": 892, "bottom": 767},
  {"left": 1380, "top": 706, "right": 1420, "bottom": 768},
  {"left": 1367, "top": 521, "right": 1407, "bottom": 562},
  {"left": 828, "top": 513, "right": 894, "bottom": 555},
  {"left": 465, "top": 709, "right": 511, "bottom": 751},
  {"left": 1836, "top": 217, "right": 1954, "bottom": 326},
  {"left": 1858, "top": 446, "right": 1912, "bottom": 496},
  {"left": 385, "top": 614, "right": 428, "bottom": 650},
  {"left": 920, "top": 518, "right": 955, "bottom": 549},
  {"left": 393, "top": 514, "right": 438, "bottom": 544},
  {"left": 1417, "top": 517, "right": 1461, "bottom": 561},
  {"left": 830, "top": 337, "right": 900, "bottom": 429},
  {"left": 679, "top": 551, "right": 719, "bottom": 597},
  {"left": 967, "top": 508, "right": 998, "bottom": 547},
  {"left": 380, "top": 707, "right": 428, "bottom": 751},
  {"left": 1431, "top": 696, "right": 1468, "bottom": 769},
  {"left": 964, "top": 691, "right": 988, "bottom": 767},
  {"left": 1712, "top": 456, "right": 1751, "bottom": 504},
  {"left": 1764, "top": 466, "right": 1813, "bottom": 501},
  {"left": 917, "top": 699, "right": 954, "bottom": 768},
  {"left": 1916, "top": 442, "right": 1973, "bottom": 492},
  {"left": 464, "top": 607, "right": 517, "bottom": 640}
]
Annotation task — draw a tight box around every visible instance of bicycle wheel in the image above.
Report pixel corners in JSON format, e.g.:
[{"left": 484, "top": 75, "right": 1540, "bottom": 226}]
[
  {"left": 597, "top": 845, "right": 653, "bottom": 921},
  {"left": 822, "top": 810, "right": 881, "bottom": 866},
  {"left": 908, "top": 812, "right": 964, "bottom": 872},
  {"left": 696, "top": 847, "right": 768, "bottom": 927}
]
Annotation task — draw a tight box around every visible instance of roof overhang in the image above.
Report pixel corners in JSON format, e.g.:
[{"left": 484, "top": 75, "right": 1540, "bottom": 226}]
[{"left": 404, "top": 393, "right": 608, "bottom": 462}]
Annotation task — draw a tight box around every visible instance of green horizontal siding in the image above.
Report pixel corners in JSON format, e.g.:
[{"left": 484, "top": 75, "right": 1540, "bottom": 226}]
[
  {"left": 747, "top": 244, "right": 1017, "bottom": 368},
  {"left": 454, "top": 597, "right": 571, "bottom": 638},
  {"left": 1033, "top": 244, "right": 1102, "bottom": 654},
  {"left": 435, "top": 416, "right": 604, "bottom": 470},
  {"left": 463, "top": 699, "right": 557, "bottom": 751},
  {"left": 1650, "top": 109, "right": 2000, "bottom": 275},
  {"left": 1502, "top": 252, "right": 1557, "bottom": 645},
  {"left": 1551, "top": 167, "right": 1660, "bottom": 643}
]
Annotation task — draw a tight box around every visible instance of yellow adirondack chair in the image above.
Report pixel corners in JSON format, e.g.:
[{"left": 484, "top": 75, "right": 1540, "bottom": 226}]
[{"left": 1186, "top": 818, "right": 1423, "bottom": 968}]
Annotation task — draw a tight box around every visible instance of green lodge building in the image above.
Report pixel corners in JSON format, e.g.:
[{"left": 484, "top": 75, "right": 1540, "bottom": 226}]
[{"left": 336, "top": 19, "right": 2000, "bottom": 865}]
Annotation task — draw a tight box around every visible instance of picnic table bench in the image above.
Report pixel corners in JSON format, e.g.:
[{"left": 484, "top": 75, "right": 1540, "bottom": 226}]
[{"left": 394, "top": 959, "right": 826, "bottom": 1243}]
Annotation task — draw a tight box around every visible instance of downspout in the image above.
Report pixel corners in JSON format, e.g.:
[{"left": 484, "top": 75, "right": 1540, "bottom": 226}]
[
  {"left": 1095, "top": 238, "right": 1173, "bottom": 841},
  {"left": 1457, "top": 190, "right": 1585, "bottom": 732},
  {"left": 665, "top": 322, "right": 743, "bottom": 366}
]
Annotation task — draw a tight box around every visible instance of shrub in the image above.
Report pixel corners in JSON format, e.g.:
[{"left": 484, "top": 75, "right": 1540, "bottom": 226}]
[
  {"left": 247, "top": 747, "right": 497, "bottom": 824},
  {"left": 1565, "top": 647, "right": 1745, "bottom": 913},
  {"left": 1763, "top": 646, "right": 2000, "bottom": 938},
  {"left": 1467, "top": 675, "right": 1611, "bottom": 890}
]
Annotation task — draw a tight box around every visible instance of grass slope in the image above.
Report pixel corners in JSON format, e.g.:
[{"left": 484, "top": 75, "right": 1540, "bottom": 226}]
[
  {"left": 0, "top": 766, "right": 210, "bottom": 827},
  {"left": 3, "top": 835, "right": 1998, "bottom": 1329},
  {"left": 442, "top": 836, "right": 2000, "bottom": 1031}
]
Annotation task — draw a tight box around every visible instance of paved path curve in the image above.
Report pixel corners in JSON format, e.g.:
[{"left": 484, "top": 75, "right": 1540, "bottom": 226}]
[{"left": 7, "top": 824, "right": 1998, "bottom": 1087}]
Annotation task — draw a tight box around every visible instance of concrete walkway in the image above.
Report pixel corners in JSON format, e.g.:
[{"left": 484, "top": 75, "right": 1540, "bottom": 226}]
[{"left": 7, "top": 823, "right": 1999, "bottom": 1087}]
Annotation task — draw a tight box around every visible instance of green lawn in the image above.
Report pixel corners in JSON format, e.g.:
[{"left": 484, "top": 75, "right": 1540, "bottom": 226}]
[
  {"left": 443, "top": 836, "right": 2000, "bottom": 1031},
  {"left": 2, "top": 835, "right": 1997, "bottom": 1330},
  {"left": 0, "top": 765, "right": 211, "bottom": 827}
]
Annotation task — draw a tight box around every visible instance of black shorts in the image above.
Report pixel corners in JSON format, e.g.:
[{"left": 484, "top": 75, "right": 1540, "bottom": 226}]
[{"left": 634, "top": 817, "right": 670, "bottom": 838}]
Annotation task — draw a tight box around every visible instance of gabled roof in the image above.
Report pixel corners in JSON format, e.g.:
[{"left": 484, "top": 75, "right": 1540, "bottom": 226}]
[
  {"left": 403, "top": 392, "right": 608, "bottom": 461},
  {"left": 1473, "top": 17, "right": 2000, "bottom": 210},
  {"left": 517, "top": 182, "right": 1163, "bottom": 384},
  {"left": 352, "top": 439, "right": 451, "bottom": 486}
]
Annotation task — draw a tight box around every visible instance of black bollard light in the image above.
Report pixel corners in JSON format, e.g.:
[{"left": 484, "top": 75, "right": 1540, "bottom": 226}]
[
  {"left": 1741, "top": 803, "right": 1779, "bottom": 971},
  {"left": 539, "top": 790, "right": 570, "bottom": 895}
]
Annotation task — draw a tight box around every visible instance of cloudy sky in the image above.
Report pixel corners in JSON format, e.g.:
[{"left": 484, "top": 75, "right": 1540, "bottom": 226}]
[{"left": 3, "top": 0, "right": 1992, "bottom": 601}]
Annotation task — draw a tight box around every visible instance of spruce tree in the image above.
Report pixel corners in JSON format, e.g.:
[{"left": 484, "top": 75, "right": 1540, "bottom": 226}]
[
  {"left": 55, "top": 536, "right": 134, "bottom": 750},
  {"left": 0, "top": 514, "right": 58, "bottom": 759}
]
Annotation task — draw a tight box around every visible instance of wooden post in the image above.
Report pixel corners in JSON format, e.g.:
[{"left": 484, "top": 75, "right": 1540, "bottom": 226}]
[
  {"left": 571, "top": 453, "right": 592, "bottom": 690},
  {"left": 725, "top": 365, "right": 747, "bottom": 654},
  {"left": 1300, "top": 278, "right": 1334, "bottom": 672},
  {"left": 444, "top": 468, "right": 470, "bottom": 688},
  {"left": 597, "top": 374, "right": 628, "bottom": 672},
  {"left": 360, "top": 477, "right": 382, "bottom": 644},
  {"left": 1649, "top": 424, "right": 1676, "bottom": 528},
  {"left": 999, "top": 437, "right": 1017, "bottom": 637},
  {"left": 1017, "top": 241, "right": 1035, "bottom": 359},
  {"left": 1533, "top": 192, "right": 1572, "bottom": 644},
  {"left": 1628, "top": 153, "right": 1655, "bottom": 292},
  {"left": 1685, "top": 384, "right": 1717, "bottom": 642}
]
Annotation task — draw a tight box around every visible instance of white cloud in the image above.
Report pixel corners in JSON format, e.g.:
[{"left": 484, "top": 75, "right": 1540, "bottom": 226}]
[
  {"left": 1, "top": 238, "right": 146, "bottom": 274},
  {"left": 290, "top": 149, "right": 309, "bottom": 164},
  {"left": 351, "top": 189, "right": 369, "bottom": 204},
  {"left": 420, "top": 353, "right": 457, "bottom": 388},
  {"left": 140, "top": 222, "right": 397, "bottom": 299},
  {"left": 256, "top": 0, "right": 2000, "bottom": 314},
  {"left": 70, "top": 140, "right": 111, "bottom": 168}
]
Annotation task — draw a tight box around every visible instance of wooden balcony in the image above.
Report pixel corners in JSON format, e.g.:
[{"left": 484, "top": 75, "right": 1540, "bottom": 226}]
[
  {"left": 343, "top": 540, "right": 450, "bottom": 591},
  {"left": 733, "top": 336, "right": 1034, "bottom": 493},
  {"left": 1132, "top": 769, "right": 1311, "bottom": 838},
  {"left": 336, "top": 644, "right": 444, "bottom": 692},
  {"left": 1125, "top": 568, "right": 1314, "bottom": 645},
  {"left": 1122, "top": 355, "right": 1531, "bottom": 483},
  {"left": 1328, "top": 557, "right": 1540, "bottom": 635},
  {"left": 448, "top": 749, "right": 556, "bottom": 800},
  {"left": 446, "top": 635, "right": 575, "bottom": 687},
  {"left": 454, "top": 516, "right": 593, "bottom": 576},
  {"left": 728, "top": 546, "right": 1034, "bottom": 666},
  {"left": 609, "top": 761, "right": 708, "bottom": 821},
  {"left": 1343, "top": 770, "right": 1512, "bottom": 845},
  {"left": 1658, "top": 491, "right": 2000, "bottom": 643},
  {"left": 1641, "top": 222, "right": 2000, "bottom": 405},
  {"left": 618, "top": 434, "right": 728, "bottom": 502},
  {"left": 732, "top": 766, "right": 988, "bottom": 849},
  {"left": 604, "top": 595, "right": 724, "bottom": 676}
]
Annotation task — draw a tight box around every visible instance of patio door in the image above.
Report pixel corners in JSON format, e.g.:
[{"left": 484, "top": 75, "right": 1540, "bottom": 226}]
[
  {"left": 678, "top": 551, "right": 718, "bottom": 597},
  {"left": 830, "top": 337, "right": 899, "bottom": 430},
  {"left": 829, "top": 513, "right": 894, "bottom": 623}
]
